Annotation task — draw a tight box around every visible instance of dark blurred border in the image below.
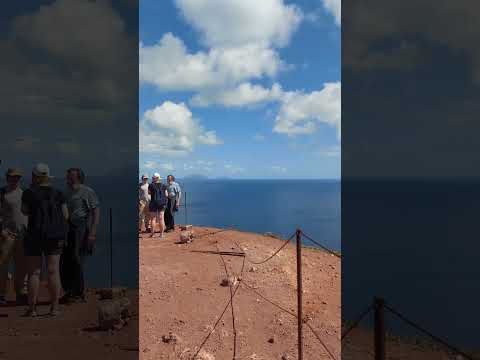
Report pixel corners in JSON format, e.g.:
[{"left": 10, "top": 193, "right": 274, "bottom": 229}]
[{"left": 342, "top": 1, "right": 480, "bottom": 358}]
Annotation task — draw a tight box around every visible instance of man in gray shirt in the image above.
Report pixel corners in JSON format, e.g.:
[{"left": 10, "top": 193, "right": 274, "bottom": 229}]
[
  {"left": 0, "top": 168, "right": 28, "bottom": 304},
  {"left": 60, "top": 168, "right": 100, "bottom": 303}
]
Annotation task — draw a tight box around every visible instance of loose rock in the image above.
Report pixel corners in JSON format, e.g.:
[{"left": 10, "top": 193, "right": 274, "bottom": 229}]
[
  {"left": 161, "top": 332, "right": 179, "bottom": 344},
  {"left": 98, "top": 297, "right": 130, "bottom": 330}
]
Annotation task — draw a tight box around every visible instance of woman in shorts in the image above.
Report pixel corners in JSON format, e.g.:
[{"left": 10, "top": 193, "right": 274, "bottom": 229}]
[
  {"left": 21, "top": 164, "right": 68, "bottom": 317},
  {"left": 148, "top": 173, "right": 168, "bottom": 238}
]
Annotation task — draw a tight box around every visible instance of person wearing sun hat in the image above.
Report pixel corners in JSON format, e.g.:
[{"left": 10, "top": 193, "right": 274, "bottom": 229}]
[
  {"left": 21, "top": 163, "right": 69, "bottom": 317},
  {"left": 147, "top": 173, "right": 168, "bottom": 238},
  {"left": 138, "top": 174, "right": 151, "bottom": 233},
  {"left": 0, "top": 168, "right": 28, "bottom": 305}
]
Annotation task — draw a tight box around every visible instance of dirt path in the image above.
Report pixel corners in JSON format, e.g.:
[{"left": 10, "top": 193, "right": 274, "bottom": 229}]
[{"left": 140, "top": 226, "right": 341, "bottom": 360}]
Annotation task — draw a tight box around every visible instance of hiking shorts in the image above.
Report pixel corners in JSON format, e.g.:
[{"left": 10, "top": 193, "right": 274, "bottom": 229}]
[
  {"left": 24, "top": 234, "right": 64, "bottom": 257},
  {"left": 149, "top": 200, "right": 166, "bottom": 213}
]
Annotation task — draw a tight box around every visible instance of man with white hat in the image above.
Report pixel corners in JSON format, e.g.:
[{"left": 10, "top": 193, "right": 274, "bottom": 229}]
[
  {"left": 0, "top": 168, "right": 28, "bottom": 305},
  {"left": 138, "top": 174, "right": 151, "bottom": 233}
]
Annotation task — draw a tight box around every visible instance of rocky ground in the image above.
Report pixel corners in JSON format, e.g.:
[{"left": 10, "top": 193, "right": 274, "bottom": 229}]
[
  {"left": 140, "top": 226, "right": 341, "bottom": 360},
  {"left": 0, "top": 284, "right": 138, "bottom": 360}
]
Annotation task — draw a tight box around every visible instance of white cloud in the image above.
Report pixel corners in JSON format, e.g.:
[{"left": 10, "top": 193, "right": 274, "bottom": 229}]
[
  {"left": 273, "top": 82, "right": 341, "bottom": 140},
  {"left": 224, "top": 163, "right": 245, "bottom": 174},
  {"left": 174, "top": 0, "right": 302, "bottom": 48},
  {"left": 140, "top": 33, "right": 283, "bottom": 91},
  {"left": 191, "top": 82, "right": 283, "bottom": 107},
  {"left": 11, "top": 137, "right": 41, "bottom": 152},
  {"left": 183, "top": 160, "right": 215, "bottom": 173},
  {"left": 272, "top": 165, "right": 287, "bottom": 173},
  {"left": 140, "top": 101, "right": 222, "bottom": 156},
  {"left": 322, "top": 0, "right": 341, "bottom": 26},
  {"left": 144, "top": 161, "right": 175, "bottom": 172}
]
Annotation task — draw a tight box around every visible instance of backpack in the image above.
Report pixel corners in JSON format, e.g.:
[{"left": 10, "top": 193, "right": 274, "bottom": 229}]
[
  {"left": 31, "top": 187, "right": 66, "bottom": 242},
  {"left": 151, "top": 183, "right": 167, "bottom": 205}
]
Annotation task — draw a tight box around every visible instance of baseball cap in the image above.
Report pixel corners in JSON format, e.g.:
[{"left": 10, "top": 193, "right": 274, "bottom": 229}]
[
  {"left": 5, "top": 168, "right": 23, "bottom": 177},
  {"left": 32, "top": 163, "right": 53, "bottom": 178}
]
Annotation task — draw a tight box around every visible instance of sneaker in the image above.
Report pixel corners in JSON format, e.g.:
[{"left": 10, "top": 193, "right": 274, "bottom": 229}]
[
  {"left": 49, "top": 307, "right": 61, "bottom": 317},
  {"left": 0, "top": 296, "right": 6, "bottom": 305},
  {"left": 24, "top": 308, "right": 37, "bottom": 317}
]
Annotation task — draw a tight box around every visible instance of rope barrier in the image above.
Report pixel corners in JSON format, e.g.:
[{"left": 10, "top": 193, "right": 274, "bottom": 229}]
[
  {"left": 192, "top": 283, "right": 242, "bottom": 360},
  {"left": 233, "top": 231, "right": 296, "bottom": 265},
  {"left": 193, "top": 227, "right": 234, "bottom": 240},
  {"left": 341, "top": 305, "right": 373, "bottom": 340},
  {"left": 241, "top": 281, "right": 338, "bottom": 360},
  {"left": 189, "top": 226, "right": 341, "bottom": 359},
  {"left": 216, "top": 243, "right": 238, "bottom": 360},
  {"left": 384, "top": 303, "right": 477, "bottom": 360},
  {"left": 299, "top": 231, "right": 341, "bottom": 258}
]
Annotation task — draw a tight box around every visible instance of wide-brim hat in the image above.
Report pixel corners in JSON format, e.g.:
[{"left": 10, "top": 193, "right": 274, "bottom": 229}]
[{"left": 5, "top": 168, "right": 23, "bottom": 177}]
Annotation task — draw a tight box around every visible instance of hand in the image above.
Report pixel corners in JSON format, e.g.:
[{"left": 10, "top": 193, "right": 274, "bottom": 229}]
[{"left": 87, "top": 233, "right": 96, "bottom": 247}]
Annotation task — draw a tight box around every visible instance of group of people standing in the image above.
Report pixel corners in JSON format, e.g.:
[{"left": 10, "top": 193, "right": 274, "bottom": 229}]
[
  {"left": 0, "top": 163, "right": 99, "bottom": 317},
  {"left": 139, "top": 173, "right": 181, "bottom": 238}
]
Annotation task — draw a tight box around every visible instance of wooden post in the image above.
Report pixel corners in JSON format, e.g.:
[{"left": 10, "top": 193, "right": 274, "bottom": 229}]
[
  {"left": 296, "top": 229, "right": 303, "bottom": 360},
  {"left": 109, "top": 207, "right": 113, "bottom": 288},
  {"left": 374, "top": 297, "right": 386, "bottom": 360}
]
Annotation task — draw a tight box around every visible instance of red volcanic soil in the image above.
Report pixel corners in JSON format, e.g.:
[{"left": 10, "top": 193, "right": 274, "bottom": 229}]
[
  {"left": 0, "top": 284, "right": 138, "bottom": 360},
  {"left": 140, "top": 226, "right": 341, "bottom": 360}
]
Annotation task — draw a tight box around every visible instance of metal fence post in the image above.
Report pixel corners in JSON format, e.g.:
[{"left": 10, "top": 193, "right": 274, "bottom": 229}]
[
  {"left": 296, "top": 229, "right": 304, "bottom": 360},
  {"left": 185, "top": 191, "right": 188, "bottom": 225},
  {"left": 109, "top": 207, "right": 113, "bottom": 288},
  {"left": 374, "top": 297, "right": 386, "bottom": 360}
]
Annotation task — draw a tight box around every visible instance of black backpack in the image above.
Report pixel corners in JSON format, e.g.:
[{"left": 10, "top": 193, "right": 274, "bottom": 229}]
[{"left": 31, "top": 187, "right": 66, "bottom": 242}]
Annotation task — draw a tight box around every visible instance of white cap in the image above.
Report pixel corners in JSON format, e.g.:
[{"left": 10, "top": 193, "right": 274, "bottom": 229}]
[
  {"left": 32, "top": 163, "right": 53, "bottom": 178},
  {"left": 153, "top": 172, "right": 161, "bottom": 179}
]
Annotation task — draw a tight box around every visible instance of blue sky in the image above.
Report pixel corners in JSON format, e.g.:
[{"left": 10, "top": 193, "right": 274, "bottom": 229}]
[{"left": 140, "top": 0, "right": 340, "bottom": 179}]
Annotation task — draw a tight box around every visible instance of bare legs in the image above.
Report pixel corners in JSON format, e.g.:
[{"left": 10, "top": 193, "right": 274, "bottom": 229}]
[
  {"left": 149, "top": 210, "right": 165, "bottom": 238},
  {"left": 26, "top": 254, "right": 61, "bottom": 315},
  {"left": 47, "top": 255, "right": 61, "bottom": 312},
  {"left": 26, "top": 256, "right": 41, "bottom": 314},
  {"left": 158, "top": 210, "right": 165, "bottom": 237}
]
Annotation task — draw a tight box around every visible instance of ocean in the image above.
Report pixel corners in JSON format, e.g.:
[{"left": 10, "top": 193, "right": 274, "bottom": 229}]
[
  {"left": 343, "top": 179, "right": 480, "bottom": 348},
  {"left": 176, "top": 179, "right": 341, "bottom": 251}
]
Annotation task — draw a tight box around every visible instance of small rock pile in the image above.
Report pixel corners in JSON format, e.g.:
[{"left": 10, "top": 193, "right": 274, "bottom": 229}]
[{"left": 96, "top": 287, "right": 131, "bottom": 330}]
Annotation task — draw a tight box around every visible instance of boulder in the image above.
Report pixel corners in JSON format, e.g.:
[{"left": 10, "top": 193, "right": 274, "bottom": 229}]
[
  {"left": 179, "top": 231, "right": 193, "bottom": 244},
  {"left": 98, "top": 297, "right": 131, "bottom": 330}
]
